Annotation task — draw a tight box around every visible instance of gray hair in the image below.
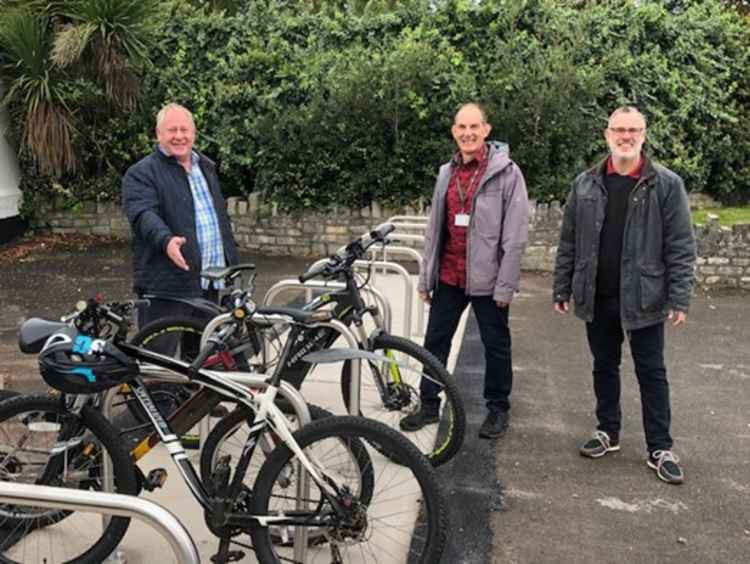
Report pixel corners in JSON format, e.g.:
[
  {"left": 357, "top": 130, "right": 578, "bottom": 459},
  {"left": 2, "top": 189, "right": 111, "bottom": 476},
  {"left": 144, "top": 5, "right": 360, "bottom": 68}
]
[
  {"left": 156, "top": 103, "right": 195, "bottom": 129},
  {"left": 608, "top": 106, "right": 647, "bottom": 128}
]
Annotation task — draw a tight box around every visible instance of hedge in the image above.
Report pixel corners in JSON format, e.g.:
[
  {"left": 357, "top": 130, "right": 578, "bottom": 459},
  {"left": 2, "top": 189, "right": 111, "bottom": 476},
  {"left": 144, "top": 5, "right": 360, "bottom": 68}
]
[{"left": 4, "top": 0, "right": 749, "bottom": 218}]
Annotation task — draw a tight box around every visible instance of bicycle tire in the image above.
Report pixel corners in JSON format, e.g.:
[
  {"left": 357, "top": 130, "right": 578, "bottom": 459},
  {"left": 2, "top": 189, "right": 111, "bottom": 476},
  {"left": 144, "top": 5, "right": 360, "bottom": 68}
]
[
  {"left": 125, "top": 317, "right": 206, "bottom": 423},
  {"left": 0, "top": 394, "right": 138, "bottom": 564},
  {"left": 341, "top": 333, "right": 466, "bottom": 466},
  {"left": 250, "top": 415, "right": 447, "bottom": 564}
]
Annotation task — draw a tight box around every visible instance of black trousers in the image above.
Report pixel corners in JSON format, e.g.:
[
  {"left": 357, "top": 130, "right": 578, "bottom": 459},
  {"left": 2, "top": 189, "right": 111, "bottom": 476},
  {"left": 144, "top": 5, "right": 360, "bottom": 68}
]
[
  {"left": 421, "top": 281, "right": 513, "bottom": 413},
  {"left": 585, "top": 295, "right": 672, "bottom": 453}
]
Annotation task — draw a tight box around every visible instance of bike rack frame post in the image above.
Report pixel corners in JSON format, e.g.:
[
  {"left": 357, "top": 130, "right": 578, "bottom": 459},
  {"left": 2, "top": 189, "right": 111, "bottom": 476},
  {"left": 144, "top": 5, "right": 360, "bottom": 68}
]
[
  {"left": 387, "top": 215, "right": 429, "bottom": 224},
  {"left": 305, "top": 258, "right": 413, "bottom": 339},
  {"left": 0, "top": 482, "right": 200, "bottom": 564},
  {"left": 363, "top": 245, "right": 425, "bottom": 337}
]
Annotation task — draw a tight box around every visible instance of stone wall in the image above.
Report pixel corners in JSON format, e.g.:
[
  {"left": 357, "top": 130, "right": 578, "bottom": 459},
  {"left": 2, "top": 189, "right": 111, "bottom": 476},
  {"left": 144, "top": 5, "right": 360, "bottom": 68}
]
[{"left": 36, "top": 199, "right": 750, "bottom": 290}]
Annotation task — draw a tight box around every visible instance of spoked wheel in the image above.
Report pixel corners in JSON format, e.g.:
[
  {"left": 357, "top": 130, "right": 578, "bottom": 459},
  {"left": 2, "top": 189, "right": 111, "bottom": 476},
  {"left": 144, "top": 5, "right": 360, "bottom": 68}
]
[
  {"left": 200, "top": 403, "right": 373, "bottom": 546},
  {"left": 249, "top": 416, "right": 447, "bottom": 564},
  {"left": 0, "top": 395, "right": 138, "bottom": 564},
  {"left": 341, "top": 333, "right": 466, "bottom": 466}
]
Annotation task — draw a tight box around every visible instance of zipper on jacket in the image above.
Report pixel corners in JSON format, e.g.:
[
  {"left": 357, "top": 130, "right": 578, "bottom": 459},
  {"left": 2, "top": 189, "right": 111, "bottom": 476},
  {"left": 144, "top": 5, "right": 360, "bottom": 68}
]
[{"left": 465, "top": 161, "right": 509, "bottom": 296}]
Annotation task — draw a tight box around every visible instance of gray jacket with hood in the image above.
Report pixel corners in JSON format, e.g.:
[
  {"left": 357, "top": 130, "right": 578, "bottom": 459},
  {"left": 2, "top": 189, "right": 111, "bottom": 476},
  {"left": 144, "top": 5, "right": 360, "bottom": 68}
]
[{"left": 418, "top": 141, "right": 529, "bottom": 303}]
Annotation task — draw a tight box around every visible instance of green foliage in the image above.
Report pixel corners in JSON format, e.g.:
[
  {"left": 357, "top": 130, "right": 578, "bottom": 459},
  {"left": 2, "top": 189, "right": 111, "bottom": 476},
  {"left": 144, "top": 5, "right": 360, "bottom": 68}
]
[
  {"left": 0, "top": 9, "right": 76, "bottom": 176},
  {"left": 0, "top": 0, "right": 162, "bottom": 214},
  {"left": 3, "top": 0, "right": 749, "bottom": 219},
  {"left": 692, "top": 206, "right": 750, "bottom": 226}
]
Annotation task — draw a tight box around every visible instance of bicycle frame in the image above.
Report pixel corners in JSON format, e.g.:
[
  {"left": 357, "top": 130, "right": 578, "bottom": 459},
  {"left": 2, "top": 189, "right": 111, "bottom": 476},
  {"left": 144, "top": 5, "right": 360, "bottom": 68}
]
[{"left": 115, "top": 339, "right": 342, "bottom": 524}]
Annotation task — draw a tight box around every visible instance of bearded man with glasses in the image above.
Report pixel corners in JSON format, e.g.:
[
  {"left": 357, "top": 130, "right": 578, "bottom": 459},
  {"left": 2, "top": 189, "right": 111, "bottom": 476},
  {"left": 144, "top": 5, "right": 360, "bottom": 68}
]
[{"left": 552, "top": 106, "right": 696, "bottom": 485}]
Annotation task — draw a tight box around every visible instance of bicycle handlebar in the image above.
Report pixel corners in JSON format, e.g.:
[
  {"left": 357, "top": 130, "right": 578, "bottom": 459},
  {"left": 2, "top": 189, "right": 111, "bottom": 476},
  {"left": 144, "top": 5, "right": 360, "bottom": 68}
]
[{"left": 298, "top": 222, "right": 396, "bottom": 282}]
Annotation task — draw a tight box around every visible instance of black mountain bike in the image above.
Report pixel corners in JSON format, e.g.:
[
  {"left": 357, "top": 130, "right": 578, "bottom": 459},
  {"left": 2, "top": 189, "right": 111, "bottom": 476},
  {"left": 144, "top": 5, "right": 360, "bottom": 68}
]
[{"left": 0, "top": 295, "right": 447, "bottom": 564}]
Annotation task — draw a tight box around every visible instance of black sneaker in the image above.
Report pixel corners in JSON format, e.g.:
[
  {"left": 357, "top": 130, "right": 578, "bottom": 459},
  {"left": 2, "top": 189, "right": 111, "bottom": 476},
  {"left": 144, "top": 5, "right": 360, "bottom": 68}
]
[
  {"left": 478, "top": 410, "right": 509, "bottom": 439},
  {"left": 647, "top": 450, "right": 684, "bottom": 485},
  {"left": 399, "top": 407, "right": 439, "bottom": 432},
  {"left": 579, "top": 430, "right": 620, "bottom": 458}
]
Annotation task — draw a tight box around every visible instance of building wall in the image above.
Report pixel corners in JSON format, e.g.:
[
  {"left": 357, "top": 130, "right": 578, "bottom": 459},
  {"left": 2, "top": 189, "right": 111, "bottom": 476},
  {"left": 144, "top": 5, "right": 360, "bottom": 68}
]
[{"left": 35, "top": 197, "right": 750, "bottom": 291}]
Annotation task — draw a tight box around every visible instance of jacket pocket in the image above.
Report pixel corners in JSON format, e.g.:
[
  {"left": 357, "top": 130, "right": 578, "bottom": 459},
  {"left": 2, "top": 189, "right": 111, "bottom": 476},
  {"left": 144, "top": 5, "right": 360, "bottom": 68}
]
[
  {"left": 572, "top": 259, "right": 589, "bottom": 306},
  {"left": 639, "top": 263, "right": 666, "bottom": 312}
]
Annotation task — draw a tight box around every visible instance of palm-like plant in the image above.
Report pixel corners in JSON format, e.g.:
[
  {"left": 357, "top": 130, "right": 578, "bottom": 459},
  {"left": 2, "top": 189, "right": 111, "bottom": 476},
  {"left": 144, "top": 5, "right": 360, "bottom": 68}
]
[
  {"left": 52, "top": 0, "right": 160, "bottom": 111},
  {"left": 0, "top": 9, "right": 75, "bottom": 176}
]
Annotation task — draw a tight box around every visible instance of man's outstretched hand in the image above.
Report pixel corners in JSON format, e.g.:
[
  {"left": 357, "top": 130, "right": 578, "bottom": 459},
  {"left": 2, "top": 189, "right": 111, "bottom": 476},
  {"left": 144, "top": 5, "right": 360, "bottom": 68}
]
[{"left": 166, "top": 236, "right": 189, "bottom": 271}]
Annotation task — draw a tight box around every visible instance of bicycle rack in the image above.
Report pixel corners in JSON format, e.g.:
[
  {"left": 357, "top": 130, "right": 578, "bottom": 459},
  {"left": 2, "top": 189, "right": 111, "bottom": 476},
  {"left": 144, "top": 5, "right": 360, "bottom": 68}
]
[
  {"left": 387, "top": 215, "right": 429, "bottom": 224},
  {"left": 358, "top": 244, "right": 425, "bottom": 337},
  {"left": 306, "top": 258, "right": 414, "bottom": 339},
  {"left": 0, "top": 481, "right": 200, "bottom": 564},
  {"left": 263, "top": 279, "right": 392, "bottom": 334}
]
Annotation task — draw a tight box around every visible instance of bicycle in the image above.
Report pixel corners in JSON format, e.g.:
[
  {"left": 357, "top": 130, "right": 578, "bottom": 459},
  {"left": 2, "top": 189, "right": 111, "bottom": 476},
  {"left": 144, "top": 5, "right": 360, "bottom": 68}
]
[
  {"left": 1, "top": 294, "right": 447, "bottom": 563},
  {"left": 135, "top": 223, "right": 466, "bottom": 466}
]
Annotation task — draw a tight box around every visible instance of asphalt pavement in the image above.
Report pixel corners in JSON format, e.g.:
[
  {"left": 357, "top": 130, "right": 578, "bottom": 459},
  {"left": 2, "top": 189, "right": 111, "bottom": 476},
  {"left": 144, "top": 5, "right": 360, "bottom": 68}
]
[{"left": 0, "top": 240, "right": 748, "bottom": 563}]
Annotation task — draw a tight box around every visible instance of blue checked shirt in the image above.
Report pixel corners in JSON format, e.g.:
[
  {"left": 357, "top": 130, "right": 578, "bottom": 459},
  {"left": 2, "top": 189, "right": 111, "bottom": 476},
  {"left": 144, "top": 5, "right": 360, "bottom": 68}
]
[{"left": 186, "top": 151, "right": 226, "bottom": 289}]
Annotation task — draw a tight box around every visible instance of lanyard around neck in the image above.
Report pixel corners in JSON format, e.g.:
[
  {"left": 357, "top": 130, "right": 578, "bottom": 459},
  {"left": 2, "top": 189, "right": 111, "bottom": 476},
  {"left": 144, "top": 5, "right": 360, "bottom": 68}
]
[{"left": 455, "top": 166, "right": 481, "bottom": 211}]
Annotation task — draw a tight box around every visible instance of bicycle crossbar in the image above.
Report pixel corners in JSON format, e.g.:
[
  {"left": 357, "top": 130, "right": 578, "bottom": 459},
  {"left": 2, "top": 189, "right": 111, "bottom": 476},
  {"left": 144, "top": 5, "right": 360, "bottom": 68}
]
[
  {"left": 262, "top": 279, "right": 392, "bottom": 335},
  {"left": 0, "top": 481, "right": 200, "bottom": 564}
]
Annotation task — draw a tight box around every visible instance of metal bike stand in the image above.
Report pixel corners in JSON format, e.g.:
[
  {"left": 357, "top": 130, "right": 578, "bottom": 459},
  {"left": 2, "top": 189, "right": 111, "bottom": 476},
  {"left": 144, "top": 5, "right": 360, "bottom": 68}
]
[
  {"left": 304, "top": 258, "right": 413, "bottom": 339},
  {"left": 0, "top": 482, "right": 200, "bottom": 564},
  {"left": 387, "top": 215, "right": 429, "bottom": 224},
  {"left": 365, "top": 244, "right": 426, "bottom": 336},
  {"left": 263, "top": 279, "right": 392, "bottom": 334}
]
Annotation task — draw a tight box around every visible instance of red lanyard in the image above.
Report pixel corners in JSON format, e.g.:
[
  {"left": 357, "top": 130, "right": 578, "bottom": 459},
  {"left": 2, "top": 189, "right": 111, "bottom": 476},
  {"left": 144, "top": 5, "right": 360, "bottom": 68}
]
[{"left": 455, "top": 167, "right": 480, "bottom": 213}]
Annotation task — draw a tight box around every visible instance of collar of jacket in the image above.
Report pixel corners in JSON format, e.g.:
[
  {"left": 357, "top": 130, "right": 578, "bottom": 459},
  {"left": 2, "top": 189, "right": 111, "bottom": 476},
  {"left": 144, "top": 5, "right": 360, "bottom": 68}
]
[
  {"left": 153, "top": 145, "right": 216, "bottom": 169},
  {"left": 475, "top": 140, "right": 512, "bottom": 180},
  {"left": 589, "top": 153, "right": 657, "bottom": 187}
]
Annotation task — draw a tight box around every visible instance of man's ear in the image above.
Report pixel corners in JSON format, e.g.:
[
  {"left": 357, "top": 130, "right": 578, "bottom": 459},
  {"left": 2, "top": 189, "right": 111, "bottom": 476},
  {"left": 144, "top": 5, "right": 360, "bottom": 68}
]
[{"left": 484, "top": 123, "right": 492, "bottom": 137}]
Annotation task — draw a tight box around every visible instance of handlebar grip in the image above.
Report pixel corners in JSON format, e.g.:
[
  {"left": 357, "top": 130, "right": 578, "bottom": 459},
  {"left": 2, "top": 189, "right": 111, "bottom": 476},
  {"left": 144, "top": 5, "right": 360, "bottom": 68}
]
[
  {"left": 299, "top": 261, "right": 329, "bottom": 283},
  {"left": 188, "top": 341, "right": 217, "bottom": 373},
  {"left": 370, "top": 222, "right": 395, "bottom": 241}
]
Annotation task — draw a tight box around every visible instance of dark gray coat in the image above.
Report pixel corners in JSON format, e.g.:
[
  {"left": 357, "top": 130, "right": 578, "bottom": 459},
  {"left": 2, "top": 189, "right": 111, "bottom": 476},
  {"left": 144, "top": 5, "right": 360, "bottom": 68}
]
[
  {"left": 418, "top": 141, "right": 529, "bottom": 303},
  {"left": 553, "top": 155, "right": 696, "bottom": 330}
]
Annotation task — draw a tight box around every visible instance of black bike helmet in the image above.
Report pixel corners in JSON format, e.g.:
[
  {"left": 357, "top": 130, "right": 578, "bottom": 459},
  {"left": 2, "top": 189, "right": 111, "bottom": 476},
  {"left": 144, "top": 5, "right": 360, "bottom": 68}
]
[{"left": 38, "top": 328, "right": 138, "bottom": 394}]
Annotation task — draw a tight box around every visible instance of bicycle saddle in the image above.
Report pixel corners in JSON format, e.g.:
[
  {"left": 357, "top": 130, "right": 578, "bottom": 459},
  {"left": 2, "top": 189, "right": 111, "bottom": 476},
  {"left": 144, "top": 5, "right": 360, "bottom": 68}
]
[
  {"left": 201, "top": 263, "right": 256, "bottom": 282},
  {"left": 18, "top": 318, "right": 71, "bottom": 353}
]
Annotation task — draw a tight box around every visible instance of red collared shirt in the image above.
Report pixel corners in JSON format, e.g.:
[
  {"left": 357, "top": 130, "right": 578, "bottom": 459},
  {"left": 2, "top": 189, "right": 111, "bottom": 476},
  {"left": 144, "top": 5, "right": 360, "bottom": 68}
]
[
  {"left": 439, "top": 145, "right": 490, "bottom": 288},
  {"left": 606, "top": 155, "right": 643, "bottom": 179}
]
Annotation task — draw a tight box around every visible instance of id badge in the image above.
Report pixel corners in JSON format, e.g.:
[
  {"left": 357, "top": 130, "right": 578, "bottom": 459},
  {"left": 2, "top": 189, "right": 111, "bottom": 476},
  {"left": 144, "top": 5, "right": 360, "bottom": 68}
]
[{"left": 454, "top": 213, "right": 470, "bottom": 227}]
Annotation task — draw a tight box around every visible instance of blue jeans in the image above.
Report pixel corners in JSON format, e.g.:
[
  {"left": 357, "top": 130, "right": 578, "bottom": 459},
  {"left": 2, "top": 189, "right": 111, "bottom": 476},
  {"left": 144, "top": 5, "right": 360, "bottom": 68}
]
[
  {"left": 421, "top": 282, "right": 513, "bottom": 413},
  {"left": 586, "top": 295, "right": 672, "bottom": 453}
]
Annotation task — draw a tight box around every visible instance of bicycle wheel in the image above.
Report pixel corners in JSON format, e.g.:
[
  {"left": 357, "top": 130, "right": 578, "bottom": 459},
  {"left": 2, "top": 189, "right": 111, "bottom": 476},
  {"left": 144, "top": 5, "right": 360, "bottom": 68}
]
[
  {"left": 341, "top": 333, "right": 466, "bottom": 466},
  {"left": 250, "top": 416, "right": 447, "bottom": 564},
  {"left": 0, "top": 394, "right": 138, "bottom": 564},
  {"left": 125, "top": 317, "right": 206, "bottom": 422},
  {"left": 201, "top": 402, "right": 373, "bottom": 544}
]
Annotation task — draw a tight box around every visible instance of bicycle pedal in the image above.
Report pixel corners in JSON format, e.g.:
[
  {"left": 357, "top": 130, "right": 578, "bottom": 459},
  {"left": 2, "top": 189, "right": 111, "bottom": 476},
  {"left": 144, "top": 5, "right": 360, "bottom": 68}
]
[
  {"left": 210, "top": 550, "right": 245, "bottom": 563},
  {"left": 143, "top": 468, "right": 168, "bottom": 491}
]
